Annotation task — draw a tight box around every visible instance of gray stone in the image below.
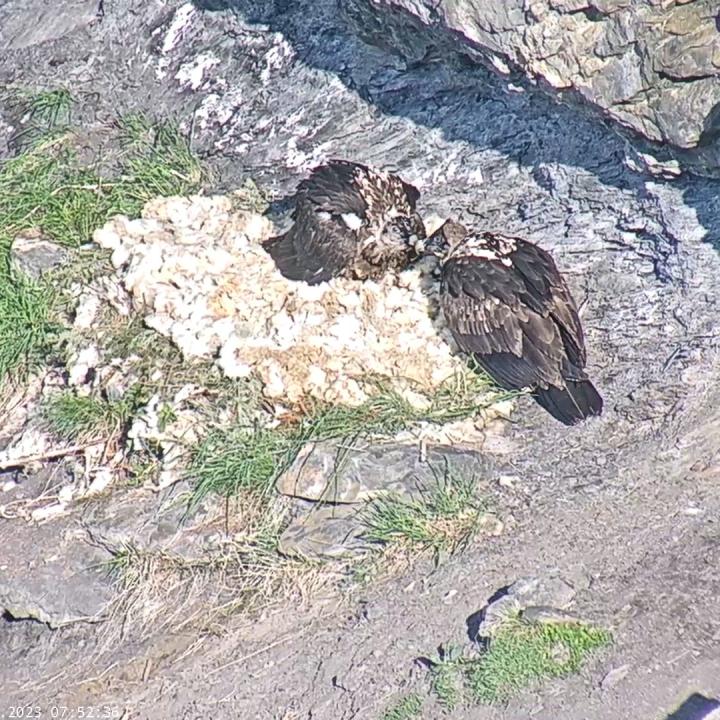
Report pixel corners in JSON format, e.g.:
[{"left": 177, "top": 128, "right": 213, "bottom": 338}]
[
  {"left": 276, "top": 440, "right": 491, "bottom": 504},
  {"left": 474, "top": 574, "right": 578, "bottom": 638},
  {"left": 600, "top": 664, "right": 630, "bottom": 690},
  {"left": 0, "top": 477, "right": 222, "bottom": 627},
  {"left": 345, "top": 0, "right": 720, "bottom": 173},
  {"left": 10, "top": 231, "right": 70, "bottom": 280},
  {"left": 278, "top": 505, "right": 370, "bottom": 560},
  {"left": 522, "top": 605, "right": 583, "bottom": 625},
  {"left": 508, "top": 575, "right": 577, "bottom": 609},
  {"left": 0, "top": 513, "right": 114, "bottom": 627},
  {"left": 0, "top": 0, "right": 101, "bottom": 52}
]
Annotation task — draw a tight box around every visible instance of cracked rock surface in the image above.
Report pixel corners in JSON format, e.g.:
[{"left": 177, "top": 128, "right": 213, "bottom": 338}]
[{"left": 345, "top": 0, "right": 720, "bottom": 175}]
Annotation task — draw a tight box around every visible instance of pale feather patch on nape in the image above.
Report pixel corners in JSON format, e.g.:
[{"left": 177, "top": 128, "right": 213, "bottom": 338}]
[
  {"left": 459, "top": 246, "right": 503, "bottom": 261},
  {"left": 452, "top": 232, "right": 517, "bottom": 263},
  {"left": 493, "top": 234, "right": 519, "bottom": 254},
  {"left": 341, "top": 212, "right": 364, "bottom": 230}
]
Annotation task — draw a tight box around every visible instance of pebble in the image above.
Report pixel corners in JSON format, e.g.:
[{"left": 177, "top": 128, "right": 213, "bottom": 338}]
[{"left": 600, "top": 664, "right": 630, "bottom": 690}]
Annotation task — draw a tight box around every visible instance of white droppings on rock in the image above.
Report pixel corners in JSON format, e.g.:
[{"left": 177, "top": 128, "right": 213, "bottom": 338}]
[
  {"left": 73, "top": 291, "right": 103, "bottom": 330},
  {"left": 175, "top": 51, "right": 221, "bottom": 91},
  {"left": 57, "top": 486, "right": 75, "bottom": 504},
  {"left": 127, "top": 387, "right": 206, "bottom": 488},
  {"left": 154, "top": 3, "right": 199, "bottom": 79},
  {"left": 68, "top": 346, "right": 101, "bottom": 387},
  {"left": 86, "top": 468, "right": 114, "bottom": 496},
  {"left": 92, "top": 195, "right": 479, "bottom": 407},
  {"left": 260, "top": 36, "right": 296, "bottom": 85},
  {"left": 31, "top": 503, "right": 68, "bottom": 523}
]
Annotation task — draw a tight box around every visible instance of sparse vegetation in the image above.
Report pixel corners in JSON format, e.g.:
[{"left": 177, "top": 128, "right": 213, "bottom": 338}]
[
  {"left": 430, "top": 646, "right": 465, "bottom": 711},
  {"left": 103, "top": 495, "right": 328, "bottom": 636},
  {"left": 426, "top": 618, "right": 611, "bottom": 708},
  {"left": 0, "top": 88, "right": 203, "bottom": 386},
  {"left": 381, "top": 694, "right": 424, "bottom": 720},
  {"left": 189, "top": 373, "right": 510, "bottom": 506},
  {"left": 191, "top": 425, "right": 293, "bottom": 500},
  {"left": 360, "top": 466, "right": 487, "bottom": 557},
  {"left": 41, "top": 389, "right": 142, "bottom": 443},
  {"left": 465, "top": 618, "right": 611, "bottom": 703}
]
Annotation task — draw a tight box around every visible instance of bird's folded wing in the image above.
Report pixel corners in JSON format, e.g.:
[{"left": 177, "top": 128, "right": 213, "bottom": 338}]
[
  {"left": 507, "top": 238, "right": 586, "bottom": 366},
  {"left": 264, "top": 200, "right": 358, "bottom": 284},
  {"left": 441, "top": 255, "right": 567, "bottom": 389},
  {"left": 297, "top": 161, "right": 369, "bottom": 219}
]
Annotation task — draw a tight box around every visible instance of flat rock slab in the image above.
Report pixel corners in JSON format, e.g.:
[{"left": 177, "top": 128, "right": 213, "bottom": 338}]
[
  {"left": 276, "top": 440, "right": 494, "bottom": 503},
  {"left": 0, "top": 515, "right": 114, "bottom": 627},
  {"left": 10, "top": 232, "right": 70, "bottom": 280},
  {"left": 0, "top": 480, "right": 223, "bottom": 627},
  {"left": 278, "top": 504, "right": 370, "bottom": 560},
  {"left": 276, "top": 441, "right": 499, "bottom": 558}
]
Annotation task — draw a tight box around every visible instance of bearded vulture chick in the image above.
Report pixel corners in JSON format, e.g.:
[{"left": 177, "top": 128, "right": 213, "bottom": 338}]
[
  {"left": 419, "top": 220, "right": 603, "bottom": 426},
  {"left": 262, "top": 159, "right": 425, "bottom": 284}
]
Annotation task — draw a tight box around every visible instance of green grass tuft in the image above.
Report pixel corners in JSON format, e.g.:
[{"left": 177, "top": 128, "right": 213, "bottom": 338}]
[
  {"left": 41, "top": 389, "right": 143, "bottom": 443},
  {"left": 190, "top": 425, "right": 295, "bottom": 499},
  {"left": 381, "top": 693, "right": 424, "bottom": 720},
  {"left": 25, "top": 88, "right": 74, "bottom": 129},
  {"left": 0, "top": 95, "right": 203, "bottom": 386},
  {"left": 465, "top": 619, "right": 612, "bottom": 703},
  {"left": 189, "top": 375, "right": 509, "bottom": 506},
  {"left": 0, "top": 273, "right": 61, "bottom": 379},
  {"left": 360, "top": 466, "right": 485, "bottom": 556},
  {"left": 114, "top": 113, "right": 203, "bottom": 210},
  {"left": 426, "top": 619, "right": 611, "bottom": 708}
]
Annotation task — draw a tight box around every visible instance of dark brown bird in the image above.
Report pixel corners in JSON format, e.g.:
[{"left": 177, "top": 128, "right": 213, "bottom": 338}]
[
  {"left": 420, "top": 220, "right": 603, "bottom": 426},
  {"left": 262, "top": 159, "right": 425, "bottom": 285}
]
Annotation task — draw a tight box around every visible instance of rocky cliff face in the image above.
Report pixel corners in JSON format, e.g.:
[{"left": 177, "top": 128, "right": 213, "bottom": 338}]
[
  {"left": 2, "top": 0, "right": 720, "bottom": 716},
  {"left": 345, "top": 0, "right": 720, "bottom": 175}
]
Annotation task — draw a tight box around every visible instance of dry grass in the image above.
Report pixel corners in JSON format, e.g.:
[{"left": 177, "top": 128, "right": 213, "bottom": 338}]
[{"left": 100, "top": 494, "right": 333, "bottom": 645}]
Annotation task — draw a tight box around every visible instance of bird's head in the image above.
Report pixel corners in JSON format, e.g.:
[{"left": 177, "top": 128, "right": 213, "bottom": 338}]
[
  {"left": 414, "top": 219, "right": 467, "bottom": 258},
  {"left": 383, "top": 212, "right": 427, "bottom": 249}
]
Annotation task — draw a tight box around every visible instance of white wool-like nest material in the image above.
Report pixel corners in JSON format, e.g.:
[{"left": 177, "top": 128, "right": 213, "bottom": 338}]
[{"left": 93, "top": 194, "right": 469, "bottom": 407}]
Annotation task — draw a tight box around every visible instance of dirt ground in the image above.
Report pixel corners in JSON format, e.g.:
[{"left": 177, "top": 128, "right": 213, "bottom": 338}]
[
  {"left": 2, "top": 0, "right": 720, "bottom": 718},
  {"left": 4, "top": 394, "right": 720, "bottom": 719}
]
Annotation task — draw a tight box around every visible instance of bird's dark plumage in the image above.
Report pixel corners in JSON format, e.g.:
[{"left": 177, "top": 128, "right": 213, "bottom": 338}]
[
  {"left": 263, "top": 160, "right": 425, "bottom": 285},
  {"left": 423, "top": 220, "right": 602, "bottom": 426}
]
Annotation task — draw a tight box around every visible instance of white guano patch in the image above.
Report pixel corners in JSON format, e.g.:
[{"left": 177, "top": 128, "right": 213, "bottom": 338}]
[
  {"left": 154, "top": 3, "right": 198, "bottom": 79},
  {"left": 175, "top": 51, "right": 221, "bottom": 91},
  {"left": 341, "top": 213, "right": 364, "bottom": 230}
]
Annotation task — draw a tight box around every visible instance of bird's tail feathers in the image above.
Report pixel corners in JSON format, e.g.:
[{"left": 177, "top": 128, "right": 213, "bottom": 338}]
[{"left": 532, "top": 379, "right": 603, "bottom": 426}]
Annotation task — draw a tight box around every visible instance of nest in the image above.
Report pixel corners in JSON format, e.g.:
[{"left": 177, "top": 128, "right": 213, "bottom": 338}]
[{"left": 93, "top": 194, "right": 468, "bottom": 408}]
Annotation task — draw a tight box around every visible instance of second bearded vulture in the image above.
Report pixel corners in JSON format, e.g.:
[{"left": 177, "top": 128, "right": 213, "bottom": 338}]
[
  {"left": 262, "top": 159, "right": 426, "bottom": 285},
  {"left": 419, "top": 220, "right": 603, "bottom": 426}
]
